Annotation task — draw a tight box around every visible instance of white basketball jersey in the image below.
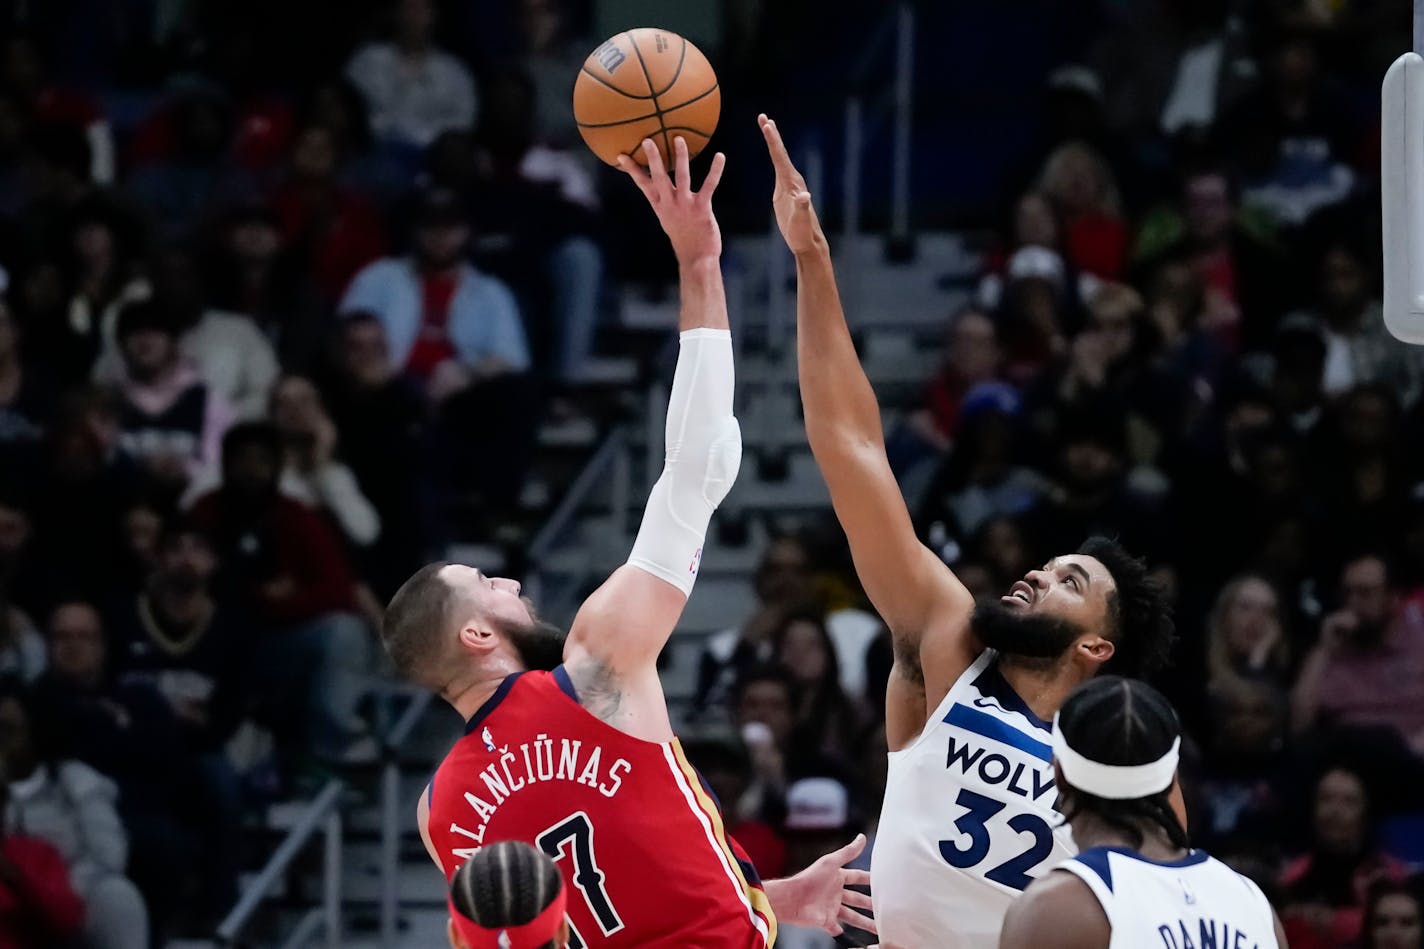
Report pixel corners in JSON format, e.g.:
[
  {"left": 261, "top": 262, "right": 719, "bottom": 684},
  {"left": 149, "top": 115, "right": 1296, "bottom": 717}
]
[
  {"left": 1059, "top": 847, "right": 1280, "bottom": 949},
  {"left": 871, "top": 650, "right": 1075, "bottom": 949}
]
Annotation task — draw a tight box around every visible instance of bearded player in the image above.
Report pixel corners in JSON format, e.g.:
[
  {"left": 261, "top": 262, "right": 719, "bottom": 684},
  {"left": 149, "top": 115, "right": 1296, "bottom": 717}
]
[
  {"left": 383, "top": 137, "right": 875, "bottom": 949},
  {"left": 759, "top": 114, "right": 1175, "bottom": 949}
]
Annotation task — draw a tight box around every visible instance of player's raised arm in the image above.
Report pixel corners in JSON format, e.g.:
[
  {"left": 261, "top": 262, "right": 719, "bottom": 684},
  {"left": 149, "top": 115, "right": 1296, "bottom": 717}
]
[
  {"left": 564, "top": 137, "right": 740, "bottom": 684},
  {"left": 760, "top": 115, "right": 976, "bottom": 731}
]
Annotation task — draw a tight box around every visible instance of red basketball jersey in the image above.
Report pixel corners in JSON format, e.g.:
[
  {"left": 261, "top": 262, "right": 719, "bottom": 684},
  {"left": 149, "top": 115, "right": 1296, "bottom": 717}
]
[{"left": 428, "top": 667, "right": 777, "bottom": 949}]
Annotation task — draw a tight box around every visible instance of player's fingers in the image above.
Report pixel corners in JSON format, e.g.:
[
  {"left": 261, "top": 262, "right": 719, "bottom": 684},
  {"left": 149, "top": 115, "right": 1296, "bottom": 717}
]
[
  {"left": 642, "top": 138, "right": 672, "bottom": 199},
  {"left": 699, "top": 151, "right": 727, "bottom": 200},
  {"left": 758, "top": 113, "right": 799, "bottom": 182},
  {"left": 838, "top": 905, "right": 879, "bottom": 934},
  {"left": 615, "top": 154, "right": 655, "bottom": 200},
  {"left": 674, "top": 135, "right": 691, "bottom": 193},
  {"left": 824, "top": 832, "right": 867, "bottom": 865},
  {"left": 841, "top": 868, "right": 871, "bottom": 888},
  {"left": 840, "top": 888, "right": 874, "bottom": 910}
]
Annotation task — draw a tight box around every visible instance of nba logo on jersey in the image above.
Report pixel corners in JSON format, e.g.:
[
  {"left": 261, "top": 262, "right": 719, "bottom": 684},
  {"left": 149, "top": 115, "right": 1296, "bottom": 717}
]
[
  {"left": 1179, "top": 877, "right": 1197, "bottom": 905},
  {"left": 497, "top": 930, "right": 512, "bottom": 949},
  {"left": 482, "top": 726, "right": 497, "bottom": 752},
  {"left": 689, "top": 547, "right": 702, "bottom": 575}
]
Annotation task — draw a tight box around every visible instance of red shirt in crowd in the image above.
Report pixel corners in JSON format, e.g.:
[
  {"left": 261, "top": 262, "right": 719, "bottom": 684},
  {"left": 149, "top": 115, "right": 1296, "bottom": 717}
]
[
  {"left": 405, "top": 272, "right": 459, "bottom": 381},
  {"left": 0, "top": 835, "right": 85, "bottom": 949}
]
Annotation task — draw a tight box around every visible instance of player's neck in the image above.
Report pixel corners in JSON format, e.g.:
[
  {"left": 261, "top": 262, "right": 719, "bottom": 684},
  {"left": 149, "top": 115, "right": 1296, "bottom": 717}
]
[
  {"left": 996, "top": 657, "right": 1081, "bottom": 722},
  {"left": 1074, "top": 812, "right": 1188, "bottom": 864},
  {"left": 444, "top": 658, "right": 527, "bottom": 721}
]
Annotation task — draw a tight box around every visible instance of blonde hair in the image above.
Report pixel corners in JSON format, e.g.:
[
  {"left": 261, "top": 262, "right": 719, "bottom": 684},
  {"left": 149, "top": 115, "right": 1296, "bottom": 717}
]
[
  {"left": 1205, "top": 574, "right": 1291, "bottom": 687},
  {"left": 1038, "top": 141, "right": 1123, "bottom": 217}
]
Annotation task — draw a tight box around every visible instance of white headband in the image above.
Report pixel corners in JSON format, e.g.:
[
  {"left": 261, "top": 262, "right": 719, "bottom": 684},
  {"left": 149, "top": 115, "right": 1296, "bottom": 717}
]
[{"left": 1051, "top": 718, "right": 1180, "bottom": 800}]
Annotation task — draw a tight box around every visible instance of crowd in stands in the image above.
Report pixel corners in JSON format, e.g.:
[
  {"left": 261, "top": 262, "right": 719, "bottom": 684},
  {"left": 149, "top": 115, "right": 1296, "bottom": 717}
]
[{"left": 0, "top": 1, "right": 1419, "bottom": 948}]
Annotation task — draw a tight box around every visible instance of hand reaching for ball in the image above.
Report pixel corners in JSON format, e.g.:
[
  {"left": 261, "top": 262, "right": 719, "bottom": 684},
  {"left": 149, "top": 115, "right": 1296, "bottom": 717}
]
[
  {"left": 618, "top": 136, "right": 726, "bottom": 268},
  {"left": 761, "top": 114, "right": 827, "bottom": 257}
]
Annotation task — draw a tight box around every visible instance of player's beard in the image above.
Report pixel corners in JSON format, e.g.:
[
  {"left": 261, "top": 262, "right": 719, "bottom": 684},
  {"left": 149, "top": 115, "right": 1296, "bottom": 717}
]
[
  {"left": 971, "top": 601, "right": 1085, "bottom": 662},
  {"left": 502, "top": 616, "right": 567, "bottom": 672}
]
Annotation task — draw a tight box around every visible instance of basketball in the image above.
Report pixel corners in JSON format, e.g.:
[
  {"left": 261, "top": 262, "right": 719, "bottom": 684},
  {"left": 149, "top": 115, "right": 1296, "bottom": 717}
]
[{"left": 573, "top": 28, "right": 720, "bottom": 167}]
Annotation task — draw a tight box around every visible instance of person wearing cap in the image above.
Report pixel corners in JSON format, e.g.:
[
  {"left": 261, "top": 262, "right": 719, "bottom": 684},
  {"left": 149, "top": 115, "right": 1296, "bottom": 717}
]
[
  {"left": 1000, "top": 676, "right": 1287, "bottom": 949},
  {"left": 340, "top": 185, "right": 536, "bottom": 510},
  {"left": 447, "top": 841, "right": 569, "bottom": 949}
]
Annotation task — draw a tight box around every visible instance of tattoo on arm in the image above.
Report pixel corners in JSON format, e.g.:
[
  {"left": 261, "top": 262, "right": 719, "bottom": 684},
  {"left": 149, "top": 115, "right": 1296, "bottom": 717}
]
[{"left": 568, "top": 658, "right": 624, "bottom": 722}]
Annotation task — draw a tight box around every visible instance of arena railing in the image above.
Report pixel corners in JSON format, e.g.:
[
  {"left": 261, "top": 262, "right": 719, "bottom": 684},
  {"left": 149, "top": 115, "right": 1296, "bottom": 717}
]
[
  {"left": 214, "top": 778, "right": 345, "bottom": 949},
  {"left": 379, "top": 687, "right": 436, "bottom": 948}
]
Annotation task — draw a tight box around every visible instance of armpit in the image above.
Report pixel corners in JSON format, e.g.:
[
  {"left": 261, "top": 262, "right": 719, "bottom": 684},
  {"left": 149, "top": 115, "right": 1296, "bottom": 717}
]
[{"left": 565, "top": 656, "right": 625, "bottom": 723}]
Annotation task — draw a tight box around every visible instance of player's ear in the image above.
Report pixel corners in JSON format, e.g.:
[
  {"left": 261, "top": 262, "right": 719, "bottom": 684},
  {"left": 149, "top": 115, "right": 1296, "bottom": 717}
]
[
  {"left": 457, "top": 621, "right": 500, "bottom": 654},
  {"left": 1079, "top": 635, "right": 1115, "bottom": 666},
  {"left": 447, "top": 917, "right": 467, "bottom": 949},
  {"left": 557, "top": 917, "right": 571, "bottom": 947}
]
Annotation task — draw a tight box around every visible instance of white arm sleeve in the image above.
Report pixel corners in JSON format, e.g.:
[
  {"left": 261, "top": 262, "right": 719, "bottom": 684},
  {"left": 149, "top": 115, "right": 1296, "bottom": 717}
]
[{"left": 627, "top": 328, "right": 742, "bottom": 595}]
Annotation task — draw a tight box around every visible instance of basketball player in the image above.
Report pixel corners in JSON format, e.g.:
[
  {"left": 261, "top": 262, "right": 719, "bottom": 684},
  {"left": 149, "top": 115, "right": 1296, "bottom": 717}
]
[
  {"left": 1000, "top": 677, "right": 1287, "bottom": 949},
  {"left": 759, "top": 113, "right": 1175, "bottom": 948},
  {"left": 448, "top": 841, "right": 569, "bottom": 949},
  {"left": 385, "top": 137, "right": 874, "bottom": 949}
]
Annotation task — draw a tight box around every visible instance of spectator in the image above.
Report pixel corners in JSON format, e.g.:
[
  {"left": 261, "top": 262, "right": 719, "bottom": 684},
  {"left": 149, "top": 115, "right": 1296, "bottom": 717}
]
[
  {"left": 1362, "top": 878, "right": 1423, "bottom": 949},
  {"left": 694, "top": 536, "right": 817, "bottom": 716},
  {"left": 0, "top": 292, "right": 50, "bottom": 476},
  {"left": 990, "top": 246, "right": 1078, "bottom": 386},
  {"left": 468, "top": 68, "right": 604, "bottom": 381},
  {"left": 773, "top": 612, "right": 866, "bottom": 761},
  {"left": 95, "top": 248, "right": 279, "bottom": 420},
  {"left": 0, "top": 759, "right": 84, "bottom": 949},
  {"left": 1301, "top": 235, "right": 1422, "bottom": 404},
  {"left": 776, "top": 776, "right": 861, "bottom": 949},
  {"left": 1036, "top": 140, "right": 1129, "bottom": 279},
  {"left": 208, "top": 202, "right": 328, "bottom": 372},
  {"left": 1194, "top": 677, "right": 1291, "bottom": 852},
  {"left": 340, "top": 186, "right": 537, "bottom": 514},
  {"left": 345, "top": 0, "right": 477, "bottom": 151},
  {"left": 1280, "top": 765, "right": 1408, "bottom": 949},
  {"left": 35, "top": 602, "right": 209, "bottom": 921},
  {"left": 108, "top": 523, "right": 241, "bottom": 734},
  {"left": 889, "top": 306, "right": 1002, "bottom": 474},
  {"left": 1205, "top": 573, "right": 1292, "bottom": 689},
  {"left": 1136, "top": 166, "right": 1291, "bottom": 352},
  {"left": 0, "top": 606, "right": 40, "bottom": 686},
  {"left": 917, "top": 384, "right": 1052, "bottom": 539},
  {"left": 269, "top": 123, "right": 387, "bottom": 303},
  {"left": 0, "top": 680, "right": 149, "bottom": 949},
  {"left": 187, "top": 422, "right": 374, "bottom": 765},
  {"left": 112, "top": 299, "right": 234, "bottom": 493},
  {"left": 1292, "top": 553, "right": 1424, "bottom": 751},
  {"left": 125, "top": 88, "right": 257, "bottom": 242},
  {"left": 325, "top": 312, "right": 433, "bottom": 596},
  {"left": 61, "top": 196, "right": 149, "bottom": 382}
]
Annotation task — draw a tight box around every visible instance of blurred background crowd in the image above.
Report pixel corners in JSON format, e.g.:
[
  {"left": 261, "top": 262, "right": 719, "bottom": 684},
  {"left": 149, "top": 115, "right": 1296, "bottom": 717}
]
[{"left": 0, "top": 0, "right": 1421, "bottom": 947}]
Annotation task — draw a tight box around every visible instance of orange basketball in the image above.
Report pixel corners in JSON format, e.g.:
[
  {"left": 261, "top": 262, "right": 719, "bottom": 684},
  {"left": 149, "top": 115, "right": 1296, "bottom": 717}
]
[{"left": 573, "top": 28, "right": 720, "bottom": 167}]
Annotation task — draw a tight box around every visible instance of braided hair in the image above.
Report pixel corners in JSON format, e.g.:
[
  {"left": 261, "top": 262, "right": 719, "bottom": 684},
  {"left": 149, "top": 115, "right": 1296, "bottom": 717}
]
[
  {"left": 450, "top": 841, "right": 564, "bottom": 948},
  {"left": 1056, "top": 676, "right": 1189, "bottom": 851}
]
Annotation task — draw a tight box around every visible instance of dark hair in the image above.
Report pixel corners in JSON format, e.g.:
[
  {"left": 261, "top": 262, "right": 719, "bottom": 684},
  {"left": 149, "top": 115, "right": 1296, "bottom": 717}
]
[
  {"left": 1057, "top": 676, "right": 1188, "bottom": 851},
  {"left": 220, "top": 422, "right": 284, "bottom": 467},
  {"left": 114, "top": 299, "right": 176, "bottom": 343},
  {"left": 382, "top": 562, "right": 456, "bottom": 688},
  {"left": 732, "top": 663, "right": 796, "bottom": 707},
  {"left": 450, "top": 840, "right": 563, "bottom": 946},
  {"left": 1077, "top": 536, "right": 1174, "bottom": 678},
  {"left": 1362, "top": 877, "right": 1423, "bottom": 949}
]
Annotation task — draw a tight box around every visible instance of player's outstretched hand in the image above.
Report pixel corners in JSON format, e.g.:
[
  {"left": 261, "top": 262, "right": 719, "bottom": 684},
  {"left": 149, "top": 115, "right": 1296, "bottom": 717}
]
[
  {"left": 759, "top": 113, "right": 826, "bottom": 257},
  {"left": 764, "top": 833, "right": 876, "bottom": 936},
  {"left": 617, "top": 136, "right": 726, "bottom": 268}
]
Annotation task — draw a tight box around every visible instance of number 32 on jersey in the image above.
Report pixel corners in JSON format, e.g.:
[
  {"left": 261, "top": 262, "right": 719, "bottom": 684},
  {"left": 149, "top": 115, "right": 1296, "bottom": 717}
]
[{"left": 939, "top": 789, "right": 1056, "bottom": 891}]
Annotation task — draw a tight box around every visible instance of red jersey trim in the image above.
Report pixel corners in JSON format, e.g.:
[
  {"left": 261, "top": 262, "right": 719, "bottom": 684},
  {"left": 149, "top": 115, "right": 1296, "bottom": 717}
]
[{"left": 663, "top": 741, "right": 776, "bottom": 947}]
